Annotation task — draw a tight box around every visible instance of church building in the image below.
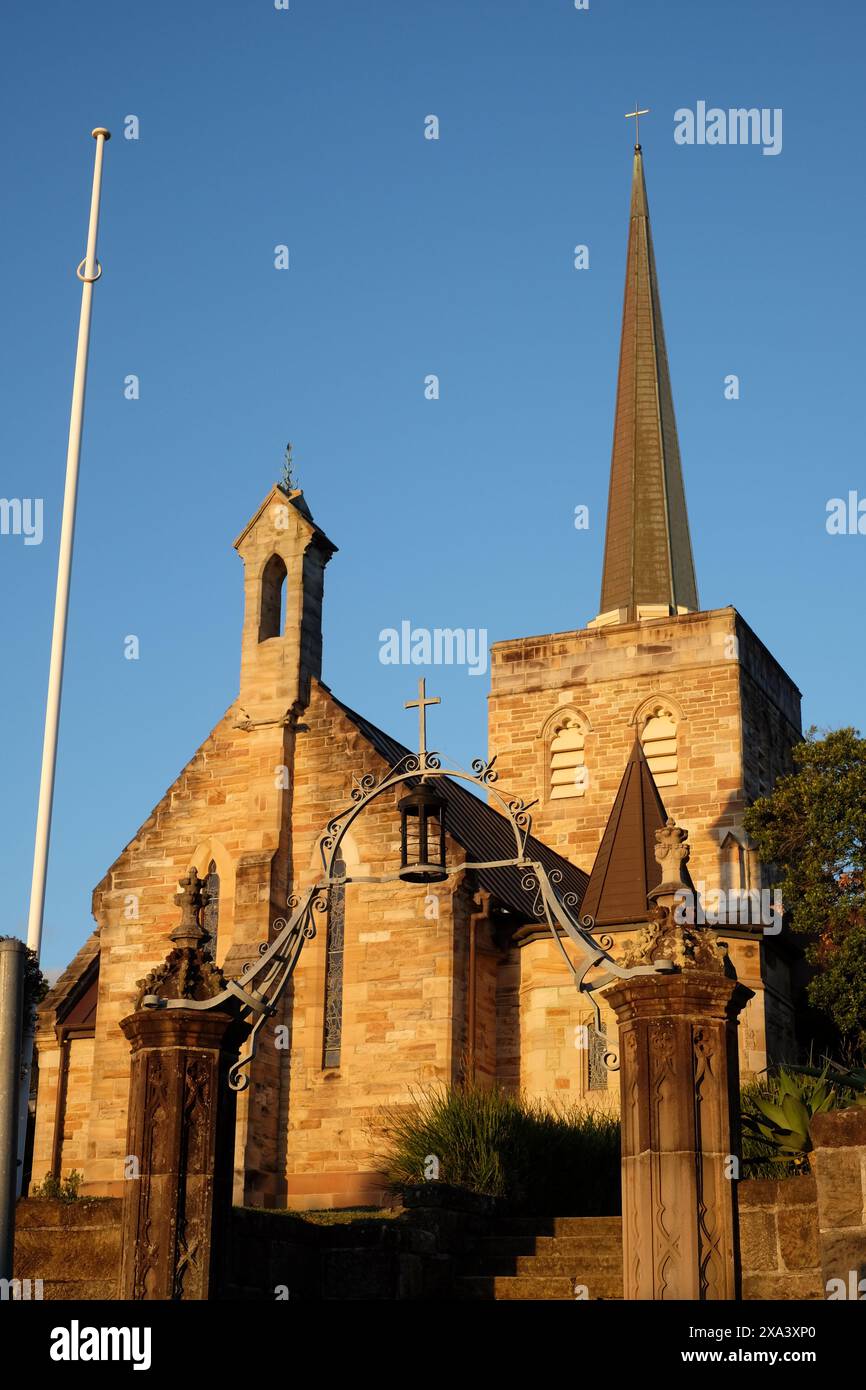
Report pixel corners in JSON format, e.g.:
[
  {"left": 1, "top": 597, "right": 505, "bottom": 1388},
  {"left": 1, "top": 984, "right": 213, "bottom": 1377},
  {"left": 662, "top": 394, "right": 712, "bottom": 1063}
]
[{"left": 31, "top": 144, "right": 805, "bottom": 1210}]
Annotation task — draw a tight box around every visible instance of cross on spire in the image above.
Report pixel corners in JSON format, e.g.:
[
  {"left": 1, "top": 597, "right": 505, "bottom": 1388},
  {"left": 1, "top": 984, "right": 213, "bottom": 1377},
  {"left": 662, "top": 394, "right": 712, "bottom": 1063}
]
[
  {"left": 625, "top": 103, "right": 650, "bottom": 147},
  {"left": 405, "top": 677, "right": 440, "bottom": 764}
]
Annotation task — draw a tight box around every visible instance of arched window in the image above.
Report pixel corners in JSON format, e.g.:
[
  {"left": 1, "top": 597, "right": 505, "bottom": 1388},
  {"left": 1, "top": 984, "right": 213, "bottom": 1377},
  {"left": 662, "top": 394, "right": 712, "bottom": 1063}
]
[
  {"left": 258, "top": 553, "right": 287, "bottom": 642},
  {"left": 719, "top": 833, "right": 745, "bottom": 894},
  {"left": 322, "top": 852, "right": 346, "bottom": 1069},
  {"left": 547, "top": 711, "right": 590, "bottom": 800},
  {"left": 202, "top": 859, "right": 220, "bottom": 960},
  {"left": 639, "top": 702, "right": 679, "bottom": 788}
]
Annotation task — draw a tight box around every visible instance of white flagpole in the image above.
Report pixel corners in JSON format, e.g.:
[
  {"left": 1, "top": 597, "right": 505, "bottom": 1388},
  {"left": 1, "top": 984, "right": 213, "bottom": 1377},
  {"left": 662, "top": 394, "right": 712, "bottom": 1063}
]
[
  {"left": 27, "top": 127, "right": 110, "bottom": 957},
  {"left": 9, "top": 130, "right": 111, "bottom": 1222}
]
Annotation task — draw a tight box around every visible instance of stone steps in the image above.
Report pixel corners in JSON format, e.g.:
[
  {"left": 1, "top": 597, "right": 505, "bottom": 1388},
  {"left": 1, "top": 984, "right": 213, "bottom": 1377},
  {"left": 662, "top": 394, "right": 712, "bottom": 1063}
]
[
  {"left": 483, "top": 1217, "right": 555, "bottom": 1237},
  {"left": 494, "top": 1273, "right": 623, "bottom": 1301},
  {"left": 454, "top": 1274, "right": 501, "bottom": 1300},
  {"left": 471, "top": 1235, "right": 540, "bottom": 1257},
  {"left": 516, "top": 1251, "right": 621, "bottom": 1276},
  {"left": 454, "top": 1213, "right": 623, "bottom": 1301},
  {"left": 550, "top": 1216, "right": 622, "bottom": 1237},
  {"left": 458, "top": 1255, "right": 519, "bottom": 1277},
  {"left": 531, "top": 1235, "right": 622, "bottom": 1258}
]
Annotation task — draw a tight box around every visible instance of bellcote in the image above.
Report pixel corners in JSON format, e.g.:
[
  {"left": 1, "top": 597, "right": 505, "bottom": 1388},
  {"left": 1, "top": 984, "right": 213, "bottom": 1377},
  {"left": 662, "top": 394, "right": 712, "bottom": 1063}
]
[{"left": 234, "top": 484, "right": 337, "bottom": 723}]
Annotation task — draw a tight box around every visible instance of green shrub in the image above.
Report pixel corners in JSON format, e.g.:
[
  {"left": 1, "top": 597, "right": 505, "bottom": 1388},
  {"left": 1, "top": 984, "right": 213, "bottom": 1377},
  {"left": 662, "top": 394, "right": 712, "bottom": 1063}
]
[
  {"left": 376, "top": 1082, "right": 620, "bottom": 1215},
  {"left": 30, "top": 1170, "right": 83, "bottom": 1202},
  {"left": 786, "top": 1056, "right": 866, "bottom": 1109}
]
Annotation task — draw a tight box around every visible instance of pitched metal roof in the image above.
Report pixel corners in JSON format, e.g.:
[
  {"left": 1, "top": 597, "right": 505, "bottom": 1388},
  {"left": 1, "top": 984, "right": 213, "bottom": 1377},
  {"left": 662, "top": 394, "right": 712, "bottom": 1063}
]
[
  {"left": 332, "top": 695, "right": 588, "bottom": 922},
  {"left": 598, "top": 146, "right": 699, "bottom": 621},
  {"left": 580, "top": 736, "right": 694, "bottom": 927},
  {"left": 37, "top": 929, "right": 100, "bottom": 1030}
]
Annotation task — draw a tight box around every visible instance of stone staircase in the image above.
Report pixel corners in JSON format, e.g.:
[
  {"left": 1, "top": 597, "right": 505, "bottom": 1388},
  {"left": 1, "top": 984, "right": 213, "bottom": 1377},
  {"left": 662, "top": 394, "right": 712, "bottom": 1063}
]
[{"left": 455, "top": 1214, "right": 623, "bottom": 1300}]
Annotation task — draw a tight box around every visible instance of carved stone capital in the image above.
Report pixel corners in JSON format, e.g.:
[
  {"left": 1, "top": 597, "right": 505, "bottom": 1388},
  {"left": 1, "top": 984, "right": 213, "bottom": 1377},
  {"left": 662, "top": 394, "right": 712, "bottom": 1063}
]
[
  {"left": 134, "top": 946, "right": 227, "bottom": 1008},
  {"left": 621, "top": 902, "right": 727, "bottom": 974}
]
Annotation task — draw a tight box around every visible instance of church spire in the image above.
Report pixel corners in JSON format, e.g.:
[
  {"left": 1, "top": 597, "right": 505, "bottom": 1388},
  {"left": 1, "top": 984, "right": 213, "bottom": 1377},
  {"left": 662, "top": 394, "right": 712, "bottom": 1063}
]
[{"left": 592, "top": 144, "right": 699, "bottom": 627}]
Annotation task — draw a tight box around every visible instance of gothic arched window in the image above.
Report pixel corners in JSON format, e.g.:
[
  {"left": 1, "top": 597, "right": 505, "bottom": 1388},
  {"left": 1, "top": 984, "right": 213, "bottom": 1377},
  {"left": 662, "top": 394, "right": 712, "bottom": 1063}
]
[
  {"left": 322, "top": 853, "right": 346, "bottom": 1069},
  {"left": 258, "top": 553, "right": 287, "bottom": 642},
  {"left": 202, "top": 860, "right": 220, "bottom": 960}
]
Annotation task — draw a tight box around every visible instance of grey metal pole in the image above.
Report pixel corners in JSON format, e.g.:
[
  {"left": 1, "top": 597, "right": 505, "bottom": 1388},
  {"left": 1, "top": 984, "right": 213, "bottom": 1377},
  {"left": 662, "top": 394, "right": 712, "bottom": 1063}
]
[
  {"left": 0, "top": 940, "right": 26, "bottom": 1280},
  {"left": 14, "top": 128, "right": 110, "bottom": 1200},
  {"left": 28, "top": 128, "right": 110, "bottom": 959}
]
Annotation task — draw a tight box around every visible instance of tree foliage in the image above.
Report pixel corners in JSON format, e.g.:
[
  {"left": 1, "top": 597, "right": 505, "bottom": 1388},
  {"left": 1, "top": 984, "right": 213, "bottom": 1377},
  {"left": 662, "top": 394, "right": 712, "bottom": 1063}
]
[
  {"left": 0, "top": 937, "right": 49, "bottom": 1027},
  {"left": 743, "top": 727, "right": 866, "bottom": 1048}
]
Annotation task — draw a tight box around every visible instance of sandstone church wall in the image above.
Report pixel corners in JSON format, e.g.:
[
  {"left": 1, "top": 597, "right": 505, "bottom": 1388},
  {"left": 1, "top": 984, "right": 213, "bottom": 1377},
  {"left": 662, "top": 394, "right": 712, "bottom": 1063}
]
[
  {"left": 278, "top": 684, "right": 475, "bottom": 1208},
  {"left": 80, "top": 705, "right": 291, "bottom": 1197},
  {"left": 513, "top": 929, "right": 617, "bottom": 1106},
  {"left": 30, "top": 1035, "right": 95, "bottom": 1183}
]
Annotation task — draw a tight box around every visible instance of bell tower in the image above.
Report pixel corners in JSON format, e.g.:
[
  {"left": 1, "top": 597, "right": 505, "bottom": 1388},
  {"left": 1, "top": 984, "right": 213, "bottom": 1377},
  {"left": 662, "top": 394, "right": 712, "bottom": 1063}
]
[
  {"left": 488, "top": 143, "right": 804, "bottom": 1081},
  {"left": 234, "top": 484, "right": 337, "bottom": 724}
]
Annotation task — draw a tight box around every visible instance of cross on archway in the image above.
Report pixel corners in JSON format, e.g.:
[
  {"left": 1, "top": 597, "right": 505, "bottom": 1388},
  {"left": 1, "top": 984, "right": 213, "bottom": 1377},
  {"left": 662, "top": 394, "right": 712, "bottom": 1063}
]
[{"left": 405, "top": 677, "right": 440, "bottom": 763}]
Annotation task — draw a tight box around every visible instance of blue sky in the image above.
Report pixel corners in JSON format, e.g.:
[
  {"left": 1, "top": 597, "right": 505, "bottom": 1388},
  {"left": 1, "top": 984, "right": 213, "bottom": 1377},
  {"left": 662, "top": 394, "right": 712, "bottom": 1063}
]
[{"left": 1, "top": 0, "right": 864, "bottom": 970}]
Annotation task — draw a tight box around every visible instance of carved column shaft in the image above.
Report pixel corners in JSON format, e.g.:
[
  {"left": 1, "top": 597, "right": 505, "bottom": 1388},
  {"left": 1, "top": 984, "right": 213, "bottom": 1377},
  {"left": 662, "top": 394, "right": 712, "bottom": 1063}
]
[
  {"left": 118, "top": 1009, "right": 243, "bottom": 1300},
  {"left": 604, "top": 971, "right": 750, "bottom": 1300}
]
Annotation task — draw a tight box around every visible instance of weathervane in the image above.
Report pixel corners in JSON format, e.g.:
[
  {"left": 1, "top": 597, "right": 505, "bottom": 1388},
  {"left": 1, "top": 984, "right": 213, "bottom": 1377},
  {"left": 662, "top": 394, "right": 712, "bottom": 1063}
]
[
  {"left": 625, "top": 103, "right": 650, "bottom": 147},
  {"left": 281, "top": 441, "right": 295, "bottom": 492}
]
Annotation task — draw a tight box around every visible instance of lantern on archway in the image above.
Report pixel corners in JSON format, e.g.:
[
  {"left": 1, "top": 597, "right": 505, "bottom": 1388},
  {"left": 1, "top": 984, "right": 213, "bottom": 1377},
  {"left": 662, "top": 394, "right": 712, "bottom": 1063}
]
[{"left": 398, "top": 781, "right": 447, "bottom": 883}]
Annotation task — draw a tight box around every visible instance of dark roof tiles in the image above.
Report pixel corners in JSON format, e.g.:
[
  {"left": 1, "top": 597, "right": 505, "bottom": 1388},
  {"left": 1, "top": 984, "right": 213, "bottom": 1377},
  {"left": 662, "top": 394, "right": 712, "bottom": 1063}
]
[{"left": 332, "top": 695, "right": 588, "bottom": 922}]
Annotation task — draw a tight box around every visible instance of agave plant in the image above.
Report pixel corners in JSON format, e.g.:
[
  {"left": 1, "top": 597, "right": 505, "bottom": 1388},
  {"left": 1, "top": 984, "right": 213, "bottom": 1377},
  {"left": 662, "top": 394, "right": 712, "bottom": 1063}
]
[
  {"left": 741, "top": 1067, "right": 836, "bottom": 1165},
  {"left": 787, "top": 1057, "right": 866, "bottom": 1107}
]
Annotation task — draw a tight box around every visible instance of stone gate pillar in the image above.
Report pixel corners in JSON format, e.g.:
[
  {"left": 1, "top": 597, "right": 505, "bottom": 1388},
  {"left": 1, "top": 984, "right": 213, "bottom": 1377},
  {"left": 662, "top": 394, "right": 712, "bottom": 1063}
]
[
  {"left": 118, "top": 869, "right": 248, "bottom": 1300},
  {"left": 603, "top": 818, "right": 752, "bottom": 1300}
]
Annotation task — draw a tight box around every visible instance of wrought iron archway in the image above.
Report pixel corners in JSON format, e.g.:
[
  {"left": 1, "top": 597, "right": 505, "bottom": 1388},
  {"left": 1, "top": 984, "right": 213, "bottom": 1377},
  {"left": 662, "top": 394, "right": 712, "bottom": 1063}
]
[{"left": 146, "top": 680, "right": 670, "bottom": 1090}]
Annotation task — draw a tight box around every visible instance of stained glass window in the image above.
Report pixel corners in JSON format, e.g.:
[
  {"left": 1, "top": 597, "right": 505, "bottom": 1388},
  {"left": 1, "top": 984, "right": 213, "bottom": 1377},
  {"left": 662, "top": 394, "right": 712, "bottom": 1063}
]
[
  {"left": 587, "top": 1023, "right": 608, "bottom": 1092},
  {"left": 322, "top": 853, "right": 346, "bottom": 1069},
  {"left": 202, "top": 860, "right": 219, "bottom": 960}
]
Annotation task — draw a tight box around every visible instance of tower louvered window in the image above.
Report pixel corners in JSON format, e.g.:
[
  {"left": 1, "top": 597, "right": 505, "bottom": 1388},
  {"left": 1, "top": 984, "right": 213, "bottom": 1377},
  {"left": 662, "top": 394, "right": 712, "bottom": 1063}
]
[
  {"left": 549, "top": 716, "right": 588, "bottom": 800},
  {"left": 640, "top": 707, "right": 678, "bottom": 788}
]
